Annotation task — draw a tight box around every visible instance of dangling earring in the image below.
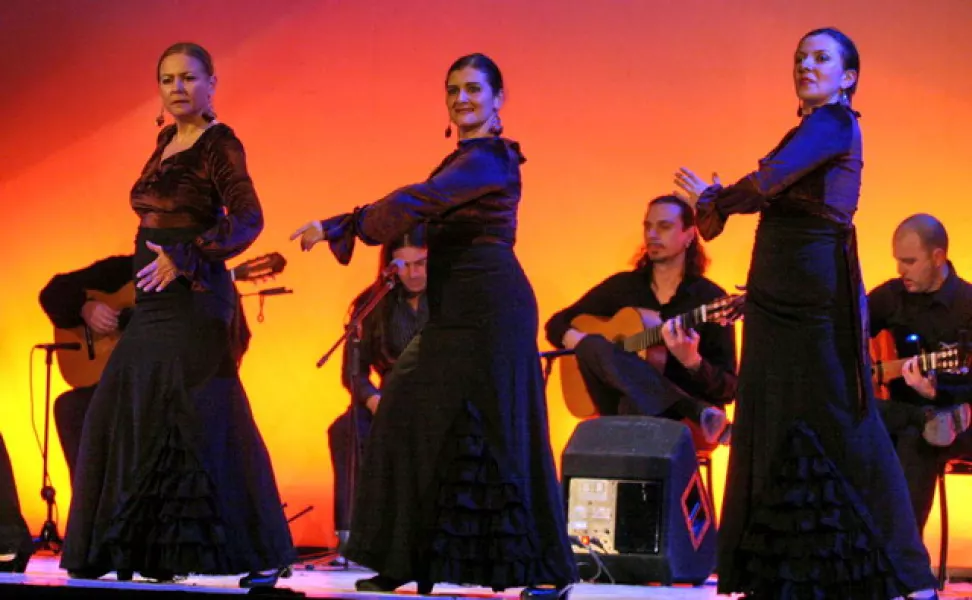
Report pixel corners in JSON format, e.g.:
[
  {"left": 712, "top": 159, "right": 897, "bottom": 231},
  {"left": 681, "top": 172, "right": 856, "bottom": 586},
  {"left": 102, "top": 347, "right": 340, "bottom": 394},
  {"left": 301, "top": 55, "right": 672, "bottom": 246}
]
[
  {"left": 202, "top": 96, "right": 217, "bottom": 122},
  {"left": 840, "top": 89, "right": 849, "bottom": 105},
  {"left": 155, "top": 105, "right": 165, "bottom": 128},
  {"left": 487, "top": 112, "right": 503, "bottom": 136},
  {"left": 444, "top": 123, "right": 452, "bottom": 138}
]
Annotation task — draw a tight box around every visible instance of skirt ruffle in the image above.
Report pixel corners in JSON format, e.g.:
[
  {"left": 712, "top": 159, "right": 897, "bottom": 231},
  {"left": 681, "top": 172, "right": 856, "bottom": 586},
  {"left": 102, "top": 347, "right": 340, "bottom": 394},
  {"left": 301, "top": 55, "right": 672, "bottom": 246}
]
[
  {"left": 428, "top": 401, "right": 572, "bottom": 590},
  {"left": 735, "top": 421, "right": 901, "bottom": 600},
  {"left": 100, "top": 417, "right": 229, "bottom": 575}
]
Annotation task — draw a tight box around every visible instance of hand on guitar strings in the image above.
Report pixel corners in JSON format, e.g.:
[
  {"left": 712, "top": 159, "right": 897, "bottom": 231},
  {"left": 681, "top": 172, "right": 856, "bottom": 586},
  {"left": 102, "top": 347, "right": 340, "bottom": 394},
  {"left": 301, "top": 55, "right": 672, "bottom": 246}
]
[
  {"left": 660, "top": 316, "right": 702, "bottom": 371},
  {"left": 901, "top": 356, "right": 937, "bottom": 400},
  {"left": 136, "top": 241, "right": 179, "bottom": 292},
  {"left": 289, "top": 220, "right": 325, "bottom": 252},
  {"left": 673, "top": 167, "right": 721, "bottom": 208},
  {"left": 81, "top": 301, "right": 120, "bottom": 335}
]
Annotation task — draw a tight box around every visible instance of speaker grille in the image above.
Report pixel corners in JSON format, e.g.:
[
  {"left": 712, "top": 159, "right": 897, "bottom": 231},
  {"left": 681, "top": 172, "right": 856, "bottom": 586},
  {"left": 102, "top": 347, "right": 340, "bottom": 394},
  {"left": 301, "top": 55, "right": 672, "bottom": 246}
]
[{"left": 615, "top": 481, "right": 663, "bottom": 554}]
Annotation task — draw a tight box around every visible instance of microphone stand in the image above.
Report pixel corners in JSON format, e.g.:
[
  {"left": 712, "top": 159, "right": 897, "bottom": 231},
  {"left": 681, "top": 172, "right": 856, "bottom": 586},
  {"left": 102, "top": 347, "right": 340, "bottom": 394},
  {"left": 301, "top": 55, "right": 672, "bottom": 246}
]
[
  {"left": 35, "top": 344, "right": 76, "bottom": 553},
  {"left": 239, "top": 288, "right": 294, "bottom": 324},
  {"left": 539, "top": 348, "right": 574, "bottom": 388},
  {"left": 316, "top": 272, "right": 397, "bottom": 558}
]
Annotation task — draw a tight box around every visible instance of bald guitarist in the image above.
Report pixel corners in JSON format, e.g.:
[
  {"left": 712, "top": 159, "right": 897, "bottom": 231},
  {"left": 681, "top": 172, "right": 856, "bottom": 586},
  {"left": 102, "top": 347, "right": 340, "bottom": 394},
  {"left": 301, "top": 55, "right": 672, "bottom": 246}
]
[
  {"left": 868, "top": 214, "right": 972, "bottom": 534},
  {"left": 545, "top": 195, "right": 737, "bottom": 445},
  {"left": 39, "top": 252, "right": 282, "bottom": 481}
]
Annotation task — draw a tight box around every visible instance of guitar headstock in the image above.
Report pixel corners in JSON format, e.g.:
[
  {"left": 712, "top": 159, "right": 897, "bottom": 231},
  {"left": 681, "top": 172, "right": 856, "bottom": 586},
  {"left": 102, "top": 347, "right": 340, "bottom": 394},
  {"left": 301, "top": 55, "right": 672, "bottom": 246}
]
[
  {"left": 232, "top": 252, "right": 287, "bottom": 283},
  {"left": 923, "top": 344, "right": 969, "bottom": 376},
  {"left": 705, "top": 293, "right": 746, "bottom": 327}
]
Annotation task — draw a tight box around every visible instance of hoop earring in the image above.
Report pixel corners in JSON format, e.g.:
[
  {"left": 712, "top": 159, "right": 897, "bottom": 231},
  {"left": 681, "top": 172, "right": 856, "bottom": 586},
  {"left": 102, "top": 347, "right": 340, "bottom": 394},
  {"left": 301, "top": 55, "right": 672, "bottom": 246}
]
[{"left": 155, "top": 106, "right": 165, "bottom": 128}]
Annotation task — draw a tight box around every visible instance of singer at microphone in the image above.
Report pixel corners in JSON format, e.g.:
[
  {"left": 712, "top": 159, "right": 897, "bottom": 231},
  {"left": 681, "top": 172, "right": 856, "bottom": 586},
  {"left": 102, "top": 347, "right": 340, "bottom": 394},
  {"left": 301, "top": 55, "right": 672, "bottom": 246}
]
[{"left": 325, "top": 227, "right": 429, "bottom": 538}]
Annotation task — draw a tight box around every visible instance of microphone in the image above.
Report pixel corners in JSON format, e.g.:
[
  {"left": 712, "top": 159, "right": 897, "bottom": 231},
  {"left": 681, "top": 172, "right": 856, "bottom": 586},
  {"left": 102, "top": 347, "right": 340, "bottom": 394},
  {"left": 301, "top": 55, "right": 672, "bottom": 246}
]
[
  {"left": 35, "top": 342, "right": 81, "bottom": 351},
  {"left": 257, "top": 287, "right": 293, "bottom": 296},
  {"left": 381, "top": 258, "right": 406, "bottom": 279}
]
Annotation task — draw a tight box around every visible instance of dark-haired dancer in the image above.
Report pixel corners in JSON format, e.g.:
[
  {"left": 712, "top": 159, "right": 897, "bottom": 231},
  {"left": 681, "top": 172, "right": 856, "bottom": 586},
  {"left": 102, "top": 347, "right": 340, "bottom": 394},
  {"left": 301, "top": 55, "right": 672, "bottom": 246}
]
[
  {"left": 293, "top": 53, "right": 577, "bottom": 598},
  {"left": 0, "top": 434, "right": 33, "bottom": 573},
  {"left": 60, "top": 42, "right": 294, "bottom": 588},
  {"left": 675, "top": 28, "right": 937, "bottom": 599}
]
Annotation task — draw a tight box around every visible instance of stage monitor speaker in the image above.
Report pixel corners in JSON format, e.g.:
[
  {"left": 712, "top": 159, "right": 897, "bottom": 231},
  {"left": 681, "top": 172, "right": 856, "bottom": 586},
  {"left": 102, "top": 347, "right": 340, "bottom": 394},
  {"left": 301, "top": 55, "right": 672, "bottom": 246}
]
[{"left": 561, "top": 416, "right": 716, "bottom": 586}]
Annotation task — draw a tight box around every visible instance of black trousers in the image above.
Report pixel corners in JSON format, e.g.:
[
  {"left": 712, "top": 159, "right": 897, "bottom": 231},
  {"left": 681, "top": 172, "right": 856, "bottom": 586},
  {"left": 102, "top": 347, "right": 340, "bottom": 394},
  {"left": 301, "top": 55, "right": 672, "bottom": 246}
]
[
  {"left": 54, "top": 385, "right": 97, "bottom": 482},
  {"left": 574, "top": 334, "right": 711, "bottom": 420},
  {"left": 327, "top": 405, "right": 373, "bottom": 532},
  {"left": 881, "top": 399, "right": 972, "bottom": 532}
]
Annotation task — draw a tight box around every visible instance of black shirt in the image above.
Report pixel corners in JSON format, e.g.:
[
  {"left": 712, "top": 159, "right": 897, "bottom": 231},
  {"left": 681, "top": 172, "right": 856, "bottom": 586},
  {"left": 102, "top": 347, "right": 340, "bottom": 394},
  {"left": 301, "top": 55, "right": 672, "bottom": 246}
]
[
  {"left": 545, "top": 269, "right": 737, "bottom": 406},
  {"left": 868, "top": 262, "right": 972, "bottom": 406},
  {"left": 39, "top": 255, "right": 134, "bottom": 329},
  {"left": 342, "top": 287, "right": 429, "bottom": 404}
]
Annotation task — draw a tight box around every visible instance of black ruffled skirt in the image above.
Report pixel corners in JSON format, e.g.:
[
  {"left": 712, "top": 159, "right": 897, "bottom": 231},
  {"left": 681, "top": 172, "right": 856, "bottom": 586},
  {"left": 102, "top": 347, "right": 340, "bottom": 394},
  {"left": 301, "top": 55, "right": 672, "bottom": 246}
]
[
  {"left": 60, "top": 227, "right": 295, "bottom": 576},
  {"left": 343, "top": 243, "right": 577, "bottom": 590},
  {"left": 717, "top": 210, "right": 936, "bottom": 598},
  {"left": 0, "top": 434, "right": 32, "bottom": 559}
]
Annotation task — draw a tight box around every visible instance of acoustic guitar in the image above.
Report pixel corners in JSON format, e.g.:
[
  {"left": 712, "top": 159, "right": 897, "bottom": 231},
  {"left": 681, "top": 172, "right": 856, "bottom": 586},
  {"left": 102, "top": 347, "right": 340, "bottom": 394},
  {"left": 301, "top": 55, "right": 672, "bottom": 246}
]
[
  {"left": 53, "top": 252, "right": 287, "bottom": 388},
  {"left": 558, "top": 294, "right": 745, "bottom": 419},
  {"left": 869, "top": 329, "right": 969, "bottom": 399}
]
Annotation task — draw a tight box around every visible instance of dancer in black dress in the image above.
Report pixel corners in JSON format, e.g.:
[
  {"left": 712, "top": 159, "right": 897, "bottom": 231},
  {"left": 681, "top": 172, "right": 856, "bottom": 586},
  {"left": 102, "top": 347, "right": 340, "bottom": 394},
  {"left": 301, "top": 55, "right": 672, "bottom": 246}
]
[
  {"left": 0, "top": 434, "right": 33, "bottom": 573},
  {"left": 674, "top": 28, "right": 938, "bottom": 599},
  {"left": 60, "top": 42, "right": 294, "bottom": 588},
  {"left": 293, "top": 53, "right": 577, "bottom": 598}
]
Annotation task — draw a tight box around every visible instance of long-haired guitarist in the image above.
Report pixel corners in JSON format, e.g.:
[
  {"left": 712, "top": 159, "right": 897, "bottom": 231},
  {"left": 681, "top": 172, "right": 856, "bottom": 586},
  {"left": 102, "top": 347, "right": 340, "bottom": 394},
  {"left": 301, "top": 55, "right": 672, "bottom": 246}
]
[
  {"left": 868, "top": 214, "right": 972, "bottom": 534},
  {"left": 545, "top": 194, "right": 737, "bottom": 445},
  {"left": 327, "top": 226, "right": 428, "bottom": 554}
]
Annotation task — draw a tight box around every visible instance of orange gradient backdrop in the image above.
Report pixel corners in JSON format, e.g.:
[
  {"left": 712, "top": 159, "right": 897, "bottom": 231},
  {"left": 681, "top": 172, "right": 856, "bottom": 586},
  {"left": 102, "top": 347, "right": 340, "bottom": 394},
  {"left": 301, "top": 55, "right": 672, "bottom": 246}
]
[{"left": 3, "top": 0, "right": 972, "bottom": 563}]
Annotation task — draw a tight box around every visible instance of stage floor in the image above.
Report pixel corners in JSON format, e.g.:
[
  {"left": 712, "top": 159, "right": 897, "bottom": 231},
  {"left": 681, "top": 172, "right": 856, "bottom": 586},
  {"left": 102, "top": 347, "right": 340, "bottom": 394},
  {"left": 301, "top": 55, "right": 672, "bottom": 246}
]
[{"left": 4, "top": 556, "right": 972, "bottom": 599}]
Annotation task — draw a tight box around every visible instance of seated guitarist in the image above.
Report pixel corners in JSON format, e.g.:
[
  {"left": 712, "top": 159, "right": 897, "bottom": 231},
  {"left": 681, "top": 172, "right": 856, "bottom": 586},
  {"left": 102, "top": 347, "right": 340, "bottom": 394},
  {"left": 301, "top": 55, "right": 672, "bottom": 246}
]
[
  {"left": 868, "top": 213, "right": 972, "bottom": 533},
  {"left": 545, "top": 194, "right": 736, "bottom": 445},
  {"left": 38, "top": 253, "right": 268, "bottom": 481},
  {"left": 327, "top": 226, "right": 428, "bottom": 552},
  {"left": 39, "top": 254, "right": 135, "bottom": 481}
]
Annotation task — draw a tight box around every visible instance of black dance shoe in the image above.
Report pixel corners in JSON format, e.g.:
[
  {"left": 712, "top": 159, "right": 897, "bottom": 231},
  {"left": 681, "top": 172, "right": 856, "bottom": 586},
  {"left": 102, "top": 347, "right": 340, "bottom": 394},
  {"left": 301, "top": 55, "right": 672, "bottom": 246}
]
[
  {"left": 0, "top": 551, "right": 31, "bottom": 573},
  {"left": 354, "top": 574, "right": 410, "bottom": 592},
  {"left": 139, "top": 569, "right": 178, "bottom": 583},
  {"left": 520, "top": 584, "right": 571, "bottom": 599},
  {"left": 67, "top": 567, "right": 109, "bottom": 580},
  {"left": 240, "top": 568, "right": 286, "bottom": 589}
]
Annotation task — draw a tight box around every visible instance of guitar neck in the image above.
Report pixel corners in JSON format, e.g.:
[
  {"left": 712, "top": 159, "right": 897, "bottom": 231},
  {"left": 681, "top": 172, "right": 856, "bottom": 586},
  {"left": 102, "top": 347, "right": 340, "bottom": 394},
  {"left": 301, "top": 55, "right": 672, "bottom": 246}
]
[
  {"left": 622, "top": 306, "right": 708, "bottom": 353},
  {"left": 873, "top": 351, "right": 948, "bottom": 385}
]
